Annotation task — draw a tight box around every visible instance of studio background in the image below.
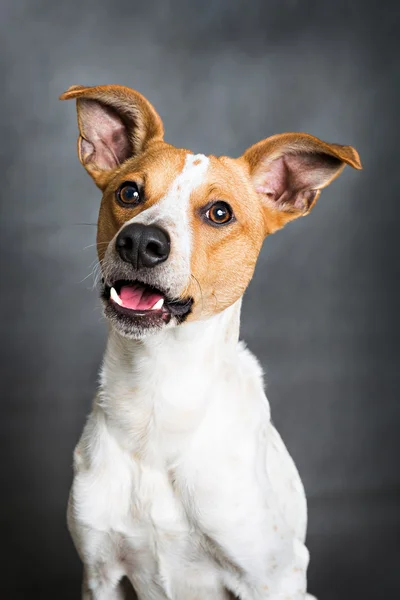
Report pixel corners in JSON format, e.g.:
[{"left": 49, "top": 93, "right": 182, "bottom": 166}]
[{"left": 1, "top": 1, "right": 399, "bottom": 598}]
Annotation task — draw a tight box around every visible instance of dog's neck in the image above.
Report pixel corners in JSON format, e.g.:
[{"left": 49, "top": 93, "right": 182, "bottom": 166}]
[
  {"left": 98, "top": 300, "right": 243, "bottom": 458},
  {"left": 102, "top": 298, "right": 242, "bottom": 374}
]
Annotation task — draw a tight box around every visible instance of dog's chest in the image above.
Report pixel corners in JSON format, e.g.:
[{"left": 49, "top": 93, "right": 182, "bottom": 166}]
[
  {"left": 71, "top": 349, "right": 229, "bottom": 579},
  {"left": 70, "top": 334, "right": 308, "bottom": 597},
  {"left": 72, "top": 417, "right": 223, "bottom": 594}
]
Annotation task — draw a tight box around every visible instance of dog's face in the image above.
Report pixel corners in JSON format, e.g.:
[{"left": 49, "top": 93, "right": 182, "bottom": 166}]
[{"left": 61, "top": 85, "right": 361, "bottom": 339}]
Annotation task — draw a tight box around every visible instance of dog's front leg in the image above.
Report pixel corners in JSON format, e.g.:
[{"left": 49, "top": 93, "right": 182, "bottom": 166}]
[
  {"left": 187, "top": 431, "right": 311, "bottom": 599},
  {"left": 81, "top": 566, "right": 126, "bottom": 600}
]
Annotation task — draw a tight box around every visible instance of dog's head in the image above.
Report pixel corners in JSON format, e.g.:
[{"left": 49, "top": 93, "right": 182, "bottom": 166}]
[{"left": 61, "top": 84, "right": 361, "bottom": 339}]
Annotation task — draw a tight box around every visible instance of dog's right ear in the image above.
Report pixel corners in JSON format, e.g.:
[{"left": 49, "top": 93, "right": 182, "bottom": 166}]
[{"left": 60, "top": 84, "right": 164, "bottom": 188}]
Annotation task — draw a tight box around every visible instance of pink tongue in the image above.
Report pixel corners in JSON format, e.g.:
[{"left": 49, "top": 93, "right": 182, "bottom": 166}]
[{"left": 119, "top": 284, "right": 163, "bottom": 310}]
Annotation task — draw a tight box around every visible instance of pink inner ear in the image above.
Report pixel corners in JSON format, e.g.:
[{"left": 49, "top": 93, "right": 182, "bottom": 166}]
[
  {"left": 79, "top": 99, "right": 131, "bottom": 170},
  {"left": 255, "top": 152, "right": 342, "bottom": 212}
]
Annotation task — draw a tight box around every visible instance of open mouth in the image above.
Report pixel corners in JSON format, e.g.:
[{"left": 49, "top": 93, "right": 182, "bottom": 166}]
[{"left": 102, "top": 280, "right": 193, "bottom": 329}]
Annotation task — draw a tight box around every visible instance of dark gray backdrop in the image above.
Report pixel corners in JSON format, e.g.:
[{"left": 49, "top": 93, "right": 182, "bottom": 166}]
[{"left": 1, "top": 1, "right": 399, "bottom": 598}]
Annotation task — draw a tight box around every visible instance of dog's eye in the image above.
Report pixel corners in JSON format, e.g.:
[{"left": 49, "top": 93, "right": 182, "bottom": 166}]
[
  {"left": 205, "top": 201, "right": 234, "bottom": 225},
  {"left": 117, "top": 182, "right": 141, "bottom": 207}
]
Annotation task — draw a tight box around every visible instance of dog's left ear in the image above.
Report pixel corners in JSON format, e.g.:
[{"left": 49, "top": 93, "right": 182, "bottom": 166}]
[
  {"left": 242, "top": 132, "right": 362, "bottom": 233},
  {"left": 60, "top": 84, "right": 164, "bottom": 188}
]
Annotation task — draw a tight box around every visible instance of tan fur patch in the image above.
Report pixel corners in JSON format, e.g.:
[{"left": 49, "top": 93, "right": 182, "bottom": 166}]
[{"left": 185, "top": 156, "right": 266, "bottom": 319}]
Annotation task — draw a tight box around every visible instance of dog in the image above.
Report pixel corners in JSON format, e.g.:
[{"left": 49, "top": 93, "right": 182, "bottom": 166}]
[{"left": 60, "top": 84, "right": 361, "bottom": 600}]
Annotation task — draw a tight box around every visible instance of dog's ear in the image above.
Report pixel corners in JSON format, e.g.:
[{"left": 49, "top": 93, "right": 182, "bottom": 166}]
[
  {"left": 242, "top": 132, "right": 362, "bottom": 233},
  {"left": 60, "top": 84, "right": 164, "bottom": 188}
]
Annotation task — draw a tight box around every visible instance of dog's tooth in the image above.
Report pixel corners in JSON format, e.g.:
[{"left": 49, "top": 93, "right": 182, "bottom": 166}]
[
  {"left": 110, "top": 287, "right": 123, "bottom": 306},
  {"left": 151, "top": 298, "right": 164, "bottom": 310}
]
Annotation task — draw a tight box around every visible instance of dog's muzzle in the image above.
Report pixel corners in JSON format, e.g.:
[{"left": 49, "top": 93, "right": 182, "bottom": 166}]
[{"left": 99, "top": 223, "right": 193, "bottom": 338}]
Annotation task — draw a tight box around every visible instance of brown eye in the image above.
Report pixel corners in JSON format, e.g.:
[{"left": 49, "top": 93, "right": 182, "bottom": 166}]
[
  {"left": 205, "top": 201, "right": 234, "bottom": 225},
  {"left": 117, "top": 182, "right": 141, "bottom": 207}
]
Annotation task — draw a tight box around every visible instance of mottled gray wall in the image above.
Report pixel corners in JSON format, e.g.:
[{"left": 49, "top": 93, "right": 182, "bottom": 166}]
[{"left": 1, "top": 0, "right": 399, "bottom": 598}]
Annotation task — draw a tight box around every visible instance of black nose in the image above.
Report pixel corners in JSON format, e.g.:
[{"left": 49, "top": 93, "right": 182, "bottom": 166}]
[{"left": 115, "top": 223, "right": 170, "bottom": 269}]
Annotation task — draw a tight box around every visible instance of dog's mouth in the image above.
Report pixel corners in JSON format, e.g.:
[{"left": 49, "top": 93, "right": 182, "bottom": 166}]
[{"left": 102, "top": 280, "right": 193, "bottom": 331}]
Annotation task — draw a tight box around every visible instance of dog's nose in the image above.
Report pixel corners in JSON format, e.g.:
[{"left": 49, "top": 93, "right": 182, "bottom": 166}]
[{"left": 115, "top": 223, "right": 170, "bottom": 269}]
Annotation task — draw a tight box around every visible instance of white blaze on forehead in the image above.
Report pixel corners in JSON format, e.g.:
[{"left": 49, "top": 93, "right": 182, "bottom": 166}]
[{"left": 126, "top": 152, "right": 210, "bottom": 294}]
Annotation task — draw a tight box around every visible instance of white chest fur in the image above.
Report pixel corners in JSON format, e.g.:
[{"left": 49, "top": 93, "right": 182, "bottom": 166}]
[{"left": 69, "top": 302, "right": 309, "bottom": 599}]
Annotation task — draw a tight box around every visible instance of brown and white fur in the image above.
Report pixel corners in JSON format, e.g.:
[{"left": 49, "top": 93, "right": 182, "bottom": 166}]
[{"left": 60, "top": 84, "right": 361, "bottom": 600}]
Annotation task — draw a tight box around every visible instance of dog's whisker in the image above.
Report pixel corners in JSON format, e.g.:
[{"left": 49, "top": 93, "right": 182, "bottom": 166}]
[
  {"left": 93, "top": 260, "right": 106, "bottom": 289},
  {"left": 211, "top": 292, "right": 221, "bottom": 310},
  {"left": 82, "top": 242, "right": 109, "bottom": 251},
  {"left": 76, "top": 257, "right": 106, "bottom": 289},
  {"left": 190, "top": 274, "right": 204, "bottom": 311},
  {"left": 78, "top": 272, "right": 96, "bottom": 285}
]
